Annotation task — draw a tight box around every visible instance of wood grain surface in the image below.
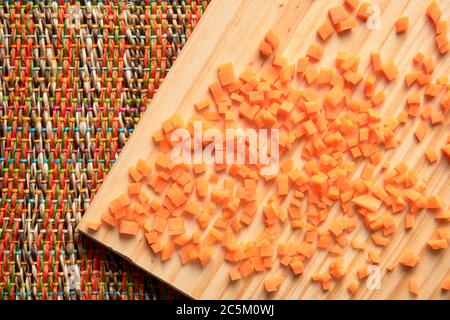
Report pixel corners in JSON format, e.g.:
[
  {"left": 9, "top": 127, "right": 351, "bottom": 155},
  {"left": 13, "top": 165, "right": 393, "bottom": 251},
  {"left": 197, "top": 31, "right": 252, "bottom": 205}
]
[{"left": 77, "top": 0, "right": 450, "bottom": 299}]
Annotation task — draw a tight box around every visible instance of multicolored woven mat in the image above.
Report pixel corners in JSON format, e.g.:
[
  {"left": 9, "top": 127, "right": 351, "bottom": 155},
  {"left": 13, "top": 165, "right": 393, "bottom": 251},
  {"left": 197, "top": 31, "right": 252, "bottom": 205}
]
[{"left": 0, "top": 0, "right": 208, "bottom": 300}]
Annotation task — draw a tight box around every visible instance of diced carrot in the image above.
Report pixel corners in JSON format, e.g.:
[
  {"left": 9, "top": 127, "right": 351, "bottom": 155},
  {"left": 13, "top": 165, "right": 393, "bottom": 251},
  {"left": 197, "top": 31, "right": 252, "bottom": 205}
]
[
  {"left": 194, "top": 99, "right": 210, "bottom": 111},
  {"left": 160, "top": 242, "right": 175, "bottom": 261},
  {"left": 101, "top": 212, "right": 117, "bottom": 227},
  {"left": 166, "top": 184, "right": 187, "bottom": 207},
  {"left": 209, "top": 81, "right": 227, "bottom": 104},
  {"left": 264, "top": 275, "right": 283, "bottom": 293},
  {"left": 441, "top": 277, "right": 450, "bottom": 291},
  {"left": 306, "top": 43, "right": 324, "bottom": 61},
  {"left": 229, "top": 268, "right": 242, "bottom": 281},
  {"left": 356, "top": 2, "right": 371, "bottom": 21},
  {"left": 336, "top": 17, "right": 358, "bottom": 32},
  {"left": 128, "top": 182, "right": 141, "bottom": 195},
  {"left": 414, "top": 121, "right": 428, "bottom": 142},
  {"left": 265, "top": 29, "right": 280, "bottom": 49},
  {"left": 371, "top": 52, "right": 382, "bottom": 72},
  {"left": 427, "top": 195, "right": 443, "bottom": 209},
  {"left": 351, "top": 239, "right": 366, "bottom": 250},
  {"left": 129, "top": 166, "right": 143, "bottom": 182},
  {"left": 277, "top": 174, "right": 289, "bottom": 196},
  {"left": 396, "top": 16, "right": 409, "bottom": 34},
  {"left": 136, "top": 159, "right": 152, "bottom": 178},
  {"left": 218, "top": 63, "right": 237, "bottom": 87},
  {"left": 372, "top": 235, "right": 389, "bottom": 247},
  {"left": 328, "top": 6, "right": 349, "bottom": 25},
  {"left": 427, "top": 239, "right": 448, "bottom": 250},
  {"left": 422, "top": 56, "right": 435, "bottom": 74},
  {"left": 409, "top": 278, "right": 420, "bottom": 296},
  {"left": 352, "top": 195, "right": 382, "bottom": 212},
  {"left": 425, "top": 148, "right": 438, "bottom": 163},
  {"left": 118, "top": 193, "right": 131, "bottom": 207},
  {"left": 382, "top": 60, "right": 398, "bottom": 81},
  {"left": 344, "top": 0, "right": 360, "bottom": 12},
  {"left": 427, "top": 1, "right": 442, "bottom": 24},
  {"left": 399, "top": 250, "right": 419, "bottom": 268},
  {"left": 317, "top": 21, "right": 334, "bottom": 40},
  {"left": 368, "top": 249, "right": 381, "bottom": 264},
  {"left": 87, "top": 219, "right": 102, "bottom": 232},
  {"left": 119, "top": 220, "right": 139, "bottom": 236},
  {"left": 260, "top": 40, "right": 273, "bottom": 57},
  {"left": 304, "top": 66, "right": 319, "bottom": 84},
  {"left": 347, "top": 281, "right": 359, "bottom": 295}
]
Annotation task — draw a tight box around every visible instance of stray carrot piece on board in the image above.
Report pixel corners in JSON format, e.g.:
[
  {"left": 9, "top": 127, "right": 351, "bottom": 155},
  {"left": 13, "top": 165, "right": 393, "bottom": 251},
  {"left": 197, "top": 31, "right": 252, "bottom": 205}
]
[
  {"left": 414, "top": 121, "right": 428, "bottom": 142},
  {"left": 264, "top": 275, "right": 283, "bottom": 293},
  {"left": 347, "top": 281, "right": 359, "bottom": 295},
  {"left": 409, "top": 278, "right": 420, "bottom": 296},
  {"left": 399, "top": 250, "right": 419, "bottom": 268},
  {"left": 396, "top": 16, "right": 409, "bottom": 33},
  {"left": 425, "top": 148, "right": 438, "bottom": 163},
  {"left": 382, "top": 61, "right": 398, "bottom": 81},
  {"left": 441, "top": 277, "right": 450, "bottom": 291},
  {"left": 87, "top": 219, "right": 102, "bottom": 232},
  {"left": 356, "top": 2, "right": 371, "bottom": 21}
]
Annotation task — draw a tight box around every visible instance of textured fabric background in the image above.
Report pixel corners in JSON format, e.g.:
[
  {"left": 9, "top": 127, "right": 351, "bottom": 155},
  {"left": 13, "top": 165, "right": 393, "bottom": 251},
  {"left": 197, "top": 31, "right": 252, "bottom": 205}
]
[{"left": 0, "top": 0, "right": 208, "bottom": 300}]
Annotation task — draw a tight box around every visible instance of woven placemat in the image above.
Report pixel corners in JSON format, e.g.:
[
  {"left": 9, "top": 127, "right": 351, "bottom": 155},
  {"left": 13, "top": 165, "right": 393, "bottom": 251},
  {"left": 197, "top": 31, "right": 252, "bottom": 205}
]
[{"left": 0, "top": 0, "right": 208, "bottom": 300}]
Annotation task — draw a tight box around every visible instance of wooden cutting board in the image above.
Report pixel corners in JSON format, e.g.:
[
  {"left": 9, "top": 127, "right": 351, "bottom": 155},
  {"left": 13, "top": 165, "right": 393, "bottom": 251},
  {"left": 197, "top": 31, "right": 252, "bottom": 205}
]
[{"left": 78, "top": 0, "right": 450, "bottom": 299}]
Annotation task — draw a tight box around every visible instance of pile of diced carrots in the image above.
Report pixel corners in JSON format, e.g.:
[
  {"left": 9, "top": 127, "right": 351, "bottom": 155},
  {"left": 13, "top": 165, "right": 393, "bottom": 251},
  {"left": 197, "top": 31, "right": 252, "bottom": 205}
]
[{"left": 87, "top": 0, "right": 450, "bottom": 296}]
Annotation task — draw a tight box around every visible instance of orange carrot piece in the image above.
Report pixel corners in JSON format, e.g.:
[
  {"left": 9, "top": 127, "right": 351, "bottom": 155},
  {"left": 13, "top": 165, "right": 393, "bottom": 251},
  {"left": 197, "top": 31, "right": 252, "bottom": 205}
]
[
  {"left": 352, "top": 195, "right": 382, "bottom": 212},
  {"left": 441, "top": 277, "right": 450, "bottom": 291},
  {"left": 317, "top": 21, "right": 334, "bottom": 40},
  {"left": 396, "top": 16, "right": 409, "bottom": 34},
  {"left": 427, "top": 1, "right": 442, "bottom": 24},
  {"left": 409, "top": 278, "right": 420, "bottom": 296},
  {"left": 427, "top": 239, "right": 448, "bottom": 250},
  {"left": 371, "top": 52, "right": 382, "bottom": 72},
  {"left": 328, "top": 5, "right": 349, "bottom": 25},
  {"left": 166, "top": 184, "right": 187, "bottom": 207},
  {"left": 87, "top": 219, "right": 102, "bottom": 232},
  {"left": 260, "top": 40, "right": 273, "bottom": 57},
  {"left": 347, "top": 281, "right": 359, "bottom": 295},
  {"left": 194, "top": 99, "right": 210, "bottom": 111},
  {"left": 414, "top": 121, "right": 428, "bottom": 142},
  {"left": 399, "top": 250, "right": 419, "bottom": 268},
  {"left": 277, "top": 174, "right": 289, "bottom": 196},
  {"left": 265, "top": 29, "right": 280, "bottom": 49},
  {"left": 129, "top": 166, "right": 143, "bottom": 182},
  {"left": 344, "top": 0, "right": 360, "bottom": 11},
  {"left": 119, "top": 220, "right": 139, "bottom": 236},
  {"left": 264, "top": 275, "right": 283, "bottom": 293},
  {"left": 229, "top": 268, "right": 242, "bottom": 281},
  {"left": 306, "top": 43, "right": 324, "bottom": 61},
  {"left": 382, "top": 60, "right": 398, "bottom": 81},
  {"left": 425, "top": 148, "right": 438, "bottom": 163},
  {"left": 209, "top": 81, "right": 227, "bottom": 104},
  {"left": 136, "top": 159, "right": 152, "bottom": 178},
  {"left": 356, "top": 2, "right": 371, "bottom": 21},
  {"left": 218, "top": 63, "right": 237, "bottom": 87},
  {"left": 128, "top": 183, "right": 141, "bottom": 195}
]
